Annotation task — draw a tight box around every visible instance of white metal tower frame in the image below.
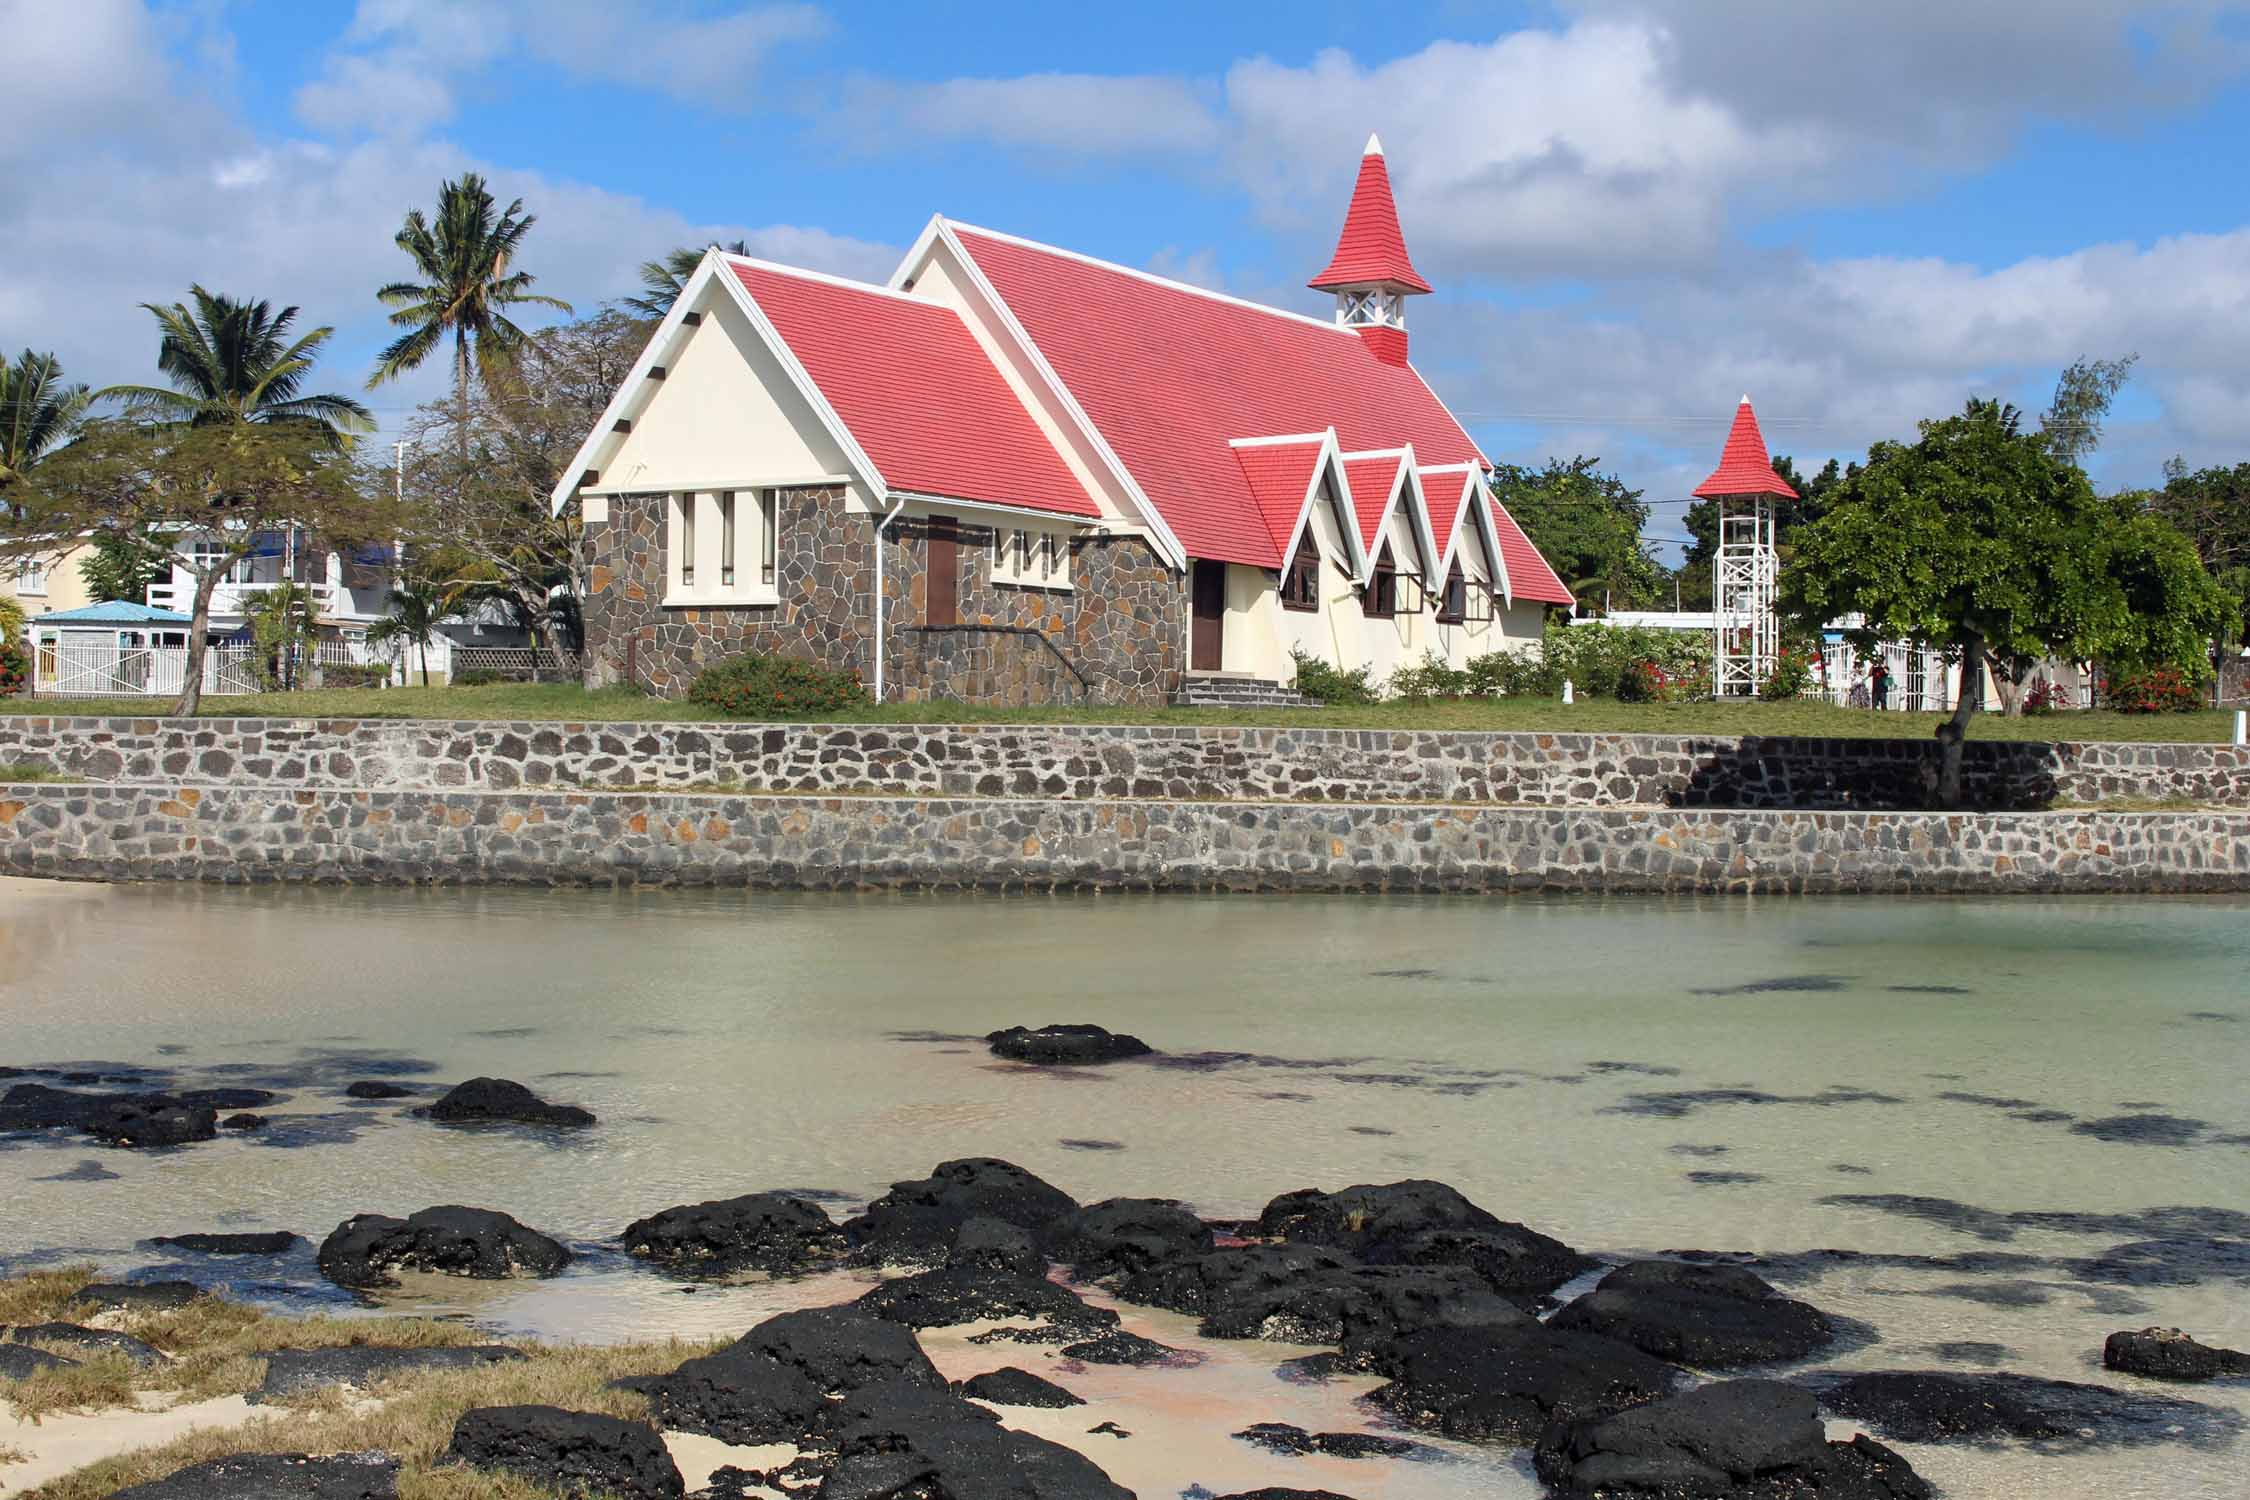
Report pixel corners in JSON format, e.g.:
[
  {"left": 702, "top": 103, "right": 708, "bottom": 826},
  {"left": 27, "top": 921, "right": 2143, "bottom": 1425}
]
[{"left": 1712, "top": 495, "right": 1779, "bottom": 698}]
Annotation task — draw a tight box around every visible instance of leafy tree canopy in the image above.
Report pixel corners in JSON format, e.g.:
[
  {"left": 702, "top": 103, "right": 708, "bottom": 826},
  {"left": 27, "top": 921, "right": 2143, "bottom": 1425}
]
[
  {"left": 1, "top": 349, "right": 92, "bottom": 490},
  {"left": 78, "top": 532, "right": 170, "bottom": 604},
  {"left": 98, "top": 288, "right": 371, "bottom": 442},
  {"left": 1489, "top": 456, "right": 1665, "bottom": 612}
]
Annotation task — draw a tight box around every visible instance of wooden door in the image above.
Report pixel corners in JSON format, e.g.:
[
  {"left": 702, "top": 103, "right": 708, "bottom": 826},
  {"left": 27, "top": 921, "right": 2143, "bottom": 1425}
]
[
  {"left": 1190, "top": 559, "right": 1225, "bottom": 672},
  {"left": 925, "top": 517, "right": 958, "bottom": 627}
]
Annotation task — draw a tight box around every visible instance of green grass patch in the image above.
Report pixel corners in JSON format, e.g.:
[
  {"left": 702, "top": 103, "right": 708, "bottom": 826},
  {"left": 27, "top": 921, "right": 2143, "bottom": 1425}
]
[
  {"left": 0, "top": 762, "right": 65, "bottom": 783},
  {"left": 4, "top": 684, "right": 2240, "bottom": 744},
  {"left": 2046, "top": 795, "right": 2217, "bottom": 813}
]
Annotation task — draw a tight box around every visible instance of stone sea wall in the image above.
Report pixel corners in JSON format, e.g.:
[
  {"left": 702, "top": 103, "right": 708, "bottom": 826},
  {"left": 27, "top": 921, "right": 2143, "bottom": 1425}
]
[
  {"left": 1, "top": 715, "right": 2244, "bottom": 810},
  {"left": 2, "top": 784, "right": 2244, "bottom": 893}
]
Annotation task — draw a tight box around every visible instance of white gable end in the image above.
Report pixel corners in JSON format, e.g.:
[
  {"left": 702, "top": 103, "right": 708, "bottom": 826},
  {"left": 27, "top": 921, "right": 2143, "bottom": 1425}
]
[{"left": 598, "top": 292, "right": 855, "bottom": 498}]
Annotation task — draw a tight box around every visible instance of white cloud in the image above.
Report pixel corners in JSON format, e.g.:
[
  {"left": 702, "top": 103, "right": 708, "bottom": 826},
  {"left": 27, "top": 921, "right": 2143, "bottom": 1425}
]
[
  {"left": 295, "top": 0, "right": 828, "bottom": 137},
  {"left": 840, "top": 72, "right": 1222, "bottom": 155}
]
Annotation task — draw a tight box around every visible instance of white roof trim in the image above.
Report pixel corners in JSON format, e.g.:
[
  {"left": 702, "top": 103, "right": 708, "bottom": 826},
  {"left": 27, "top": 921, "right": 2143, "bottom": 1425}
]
[
  {"left": 548, "top": 251, "right": 887, "bottom": 513},
  {"left": 944, "top": 220, "right": 1353, "bottom": 337},
  {"left": 717, "top": 251, "right": 936, "bottom": 305},
  {"left": 1275, "top": 429, "right": 1369, "bottom": 582},
  {"left": 909, "top": 218, "right": 1188, "bottom": 572},
  {"left": 893, "top": 491, "right": 1100, "bottom": 527},
  {"left": 1433, "top": 468, "right": 1512, "bottom": 605},
  {"left": 1342, "top": 445, "right": 1436, "bottom": 583}
]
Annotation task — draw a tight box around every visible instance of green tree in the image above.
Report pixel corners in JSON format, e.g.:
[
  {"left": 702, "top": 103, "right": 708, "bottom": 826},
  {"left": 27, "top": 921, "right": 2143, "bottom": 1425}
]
[
  {"left": 242, "top": 579, "right": 320, "bottom": 691},
  {"left": 2038, "top": 353, "right": 2137, "bottom": 466},
  {"left": 625, "top": 239, "right": 750, "bottom": 319},
  {"left": 370, "top": 173, "right": 573, "bottom": 454},
  {"left": 2147, "top": 458, "right": 2250, "bottom": 652},
  {"left": 1, "top": 349, "right": 92, "bottom": 491},
  {"left": 77, "top": 533, "right": 169, "bottom": 603},
  {"left": 366, "top": 565, "right": 450, "bottom": 687},
  {"left": 1489, "top": 457, "right": 1665, "bottom": 613},
  {"left": 7, "top": 420, "right": 398, "bottom": 714},
  {"left": 97, "top": 287, "right": 372, "bottom": 441},
  {"left": 1782, "top": 399, "right": 2225, "bottom": 806}
]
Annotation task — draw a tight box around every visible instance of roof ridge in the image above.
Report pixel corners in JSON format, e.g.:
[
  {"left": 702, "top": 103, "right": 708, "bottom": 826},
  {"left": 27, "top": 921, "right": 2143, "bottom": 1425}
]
[
  {"left": 947, "top": 220, "right": 1354, "bottom": 336},
  {"left": 721, "top": 253, "right": 951, "bottom": 310}
]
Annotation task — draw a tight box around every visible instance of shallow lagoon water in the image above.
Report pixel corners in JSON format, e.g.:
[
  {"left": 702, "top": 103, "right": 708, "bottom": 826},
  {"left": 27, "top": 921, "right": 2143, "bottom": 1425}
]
[{"left": 3, "top": 880, "right": 2247, "bottom": 1498}]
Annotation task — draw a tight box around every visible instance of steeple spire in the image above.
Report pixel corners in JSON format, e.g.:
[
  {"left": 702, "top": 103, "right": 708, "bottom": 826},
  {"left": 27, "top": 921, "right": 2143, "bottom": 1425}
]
[
  {"left": 1693, "top": 395, "right": 1799, "bottom": 500},
  {"left": 1310, "top": 136, "right": 1430, "bottom": 366}
]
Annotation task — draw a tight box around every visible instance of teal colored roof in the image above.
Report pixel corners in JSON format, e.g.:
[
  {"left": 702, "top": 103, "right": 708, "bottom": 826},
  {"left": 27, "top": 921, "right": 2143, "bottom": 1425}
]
[{"left": 36, "top": 601, "right": 193, "bottom": 625}]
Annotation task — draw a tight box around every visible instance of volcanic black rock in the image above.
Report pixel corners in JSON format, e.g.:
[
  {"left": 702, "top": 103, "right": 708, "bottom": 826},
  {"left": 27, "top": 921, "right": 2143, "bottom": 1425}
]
[
  {"left": 419, "top": 1077, "right": 594, "bottom": 1128},
  {"left": 961, "top": 1366, "right": 1085, "bottom": 1407},
  {"left": 854, "top": 1267, "right": 1115, "bottom": 1332},
  {"left": 845, "top": 1158, "right": 1081, "bottom": 1266},
  {"left": 345, "top": 1082, "right": 416, "bottom": 1100},
  {"left": 1046, "top": 1197, "right": 1214, "bottom": 1281},
  {"left": 446, "top": 1405, "right": 683, "bottom": 1500},
  {"left": 221, "top": 1114, "right": 266, "bottom": 1131},
  {"left": 3, "top": 1322, "right": 166, "bottom": 1367},
  {"left": 152, "top": 1231, "right": 302, "bottom": 1256},
  {"left": 1534, "top": 1380, "right": 1932, "bottom": 1497},
  {"left": 1058, "top": 1330, "right": 1190, "bottom": 1365},
  {"left": 1118, "top": 1243, "right": 1526, "bottom": 1345},
  {"left": 621, "top": 1192, "right": 846, "bottom": 1274},
  {"left": 1548, "top": 1260, "right": 1836, "bottom": 1367},
  {"left": 108, "top": 1453, "right": 401, "bottom": 1499},
  {"left": 2103, "top": 1327, "right": 2250, "bottom": 1381},
  {"left": 1255, "top": 1180, "right": 1596, "bottom": 1308},
  {"left": 316, "top": 1206, "right": 571, "bottom": 1290},
  {"left": 1360, "top": 1323, "right": 1680, "bottom": 1442},
  {"left": 986, "top": 1024, "right": 1155, "bottom": 1066},
  {"left": 0, "top": 1343, "right": 78, "bottom": 1377},
  {"left": 72, "top": 1280, "right": 202, "bottom": 1311},
  {"left": 1808, "top": 1368, "right": 2243, "bottom": 1447},
  {"left": 1232, "top": 1423, "right": 1419, "bottom": 1459},
  {"left": 253, "top": 1346, "right": 527, "bottom": 1402},
  {"left": 821, "top": 1375, "right": 1134, "bottom": 1499},
  {"left": 950, "top": 1215, "right": 1048, "bottom": 1277},
  {"left": 649, "top": 1306, "right": 943, "bottom": 1445}
]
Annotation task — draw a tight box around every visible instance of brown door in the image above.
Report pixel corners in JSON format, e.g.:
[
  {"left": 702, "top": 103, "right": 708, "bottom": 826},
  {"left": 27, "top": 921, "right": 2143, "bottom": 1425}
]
[
  {"left": 1190, "top": 559, "right": 1225, "bottom": 671},
  {"left": 925, "top": 517, "right": 958, "bottom": 627}
]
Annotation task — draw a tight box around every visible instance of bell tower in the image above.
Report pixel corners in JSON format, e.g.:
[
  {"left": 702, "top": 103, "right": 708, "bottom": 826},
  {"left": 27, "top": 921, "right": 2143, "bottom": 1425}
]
[{"left": 1308, "top": 134, "right": 1431, "bottom": 367}]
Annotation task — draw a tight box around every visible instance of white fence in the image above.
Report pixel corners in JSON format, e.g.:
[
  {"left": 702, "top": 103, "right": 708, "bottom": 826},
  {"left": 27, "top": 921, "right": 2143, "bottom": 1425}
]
[{"left": 32, "top": 639, "right": 397, "bottom": 699}]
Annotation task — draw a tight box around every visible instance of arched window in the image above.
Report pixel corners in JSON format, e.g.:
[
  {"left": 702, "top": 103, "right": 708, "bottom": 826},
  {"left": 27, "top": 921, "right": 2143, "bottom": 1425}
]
[{"left": 1363, "top": 543, "right": 1397, "bottom": 619}]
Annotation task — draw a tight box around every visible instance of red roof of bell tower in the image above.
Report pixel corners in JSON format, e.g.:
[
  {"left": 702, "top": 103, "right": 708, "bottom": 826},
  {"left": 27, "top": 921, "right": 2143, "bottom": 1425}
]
[
  {"left": 1308, "top": 135, "right": 1432, "bottom": 295},
  {"left": 1693, "top": 395, "right": 1799, "bottom": 500}
]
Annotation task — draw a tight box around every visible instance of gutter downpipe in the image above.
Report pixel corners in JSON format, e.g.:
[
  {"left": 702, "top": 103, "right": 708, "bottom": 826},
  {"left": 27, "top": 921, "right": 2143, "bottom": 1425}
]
[{"left": 872, "top": 494, "right": 907, "bottom": 702}]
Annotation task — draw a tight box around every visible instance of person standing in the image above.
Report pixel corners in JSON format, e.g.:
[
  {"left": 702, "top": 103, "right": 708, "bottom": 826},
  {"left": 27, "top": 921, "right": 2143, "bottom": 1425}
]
[{"left": 1871, "top": 658, "right": 1891, "bottom": 710}]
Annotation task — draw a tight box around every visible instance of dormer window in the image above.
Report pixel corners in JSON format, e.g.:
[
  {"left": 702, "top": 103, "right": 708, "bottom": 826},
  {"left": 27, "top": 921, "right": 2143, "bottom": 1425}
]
[
  {"left": 1280, "top": 538, "right": 1321, "bottom": 612},
  {"left": 1363, "top": 543, "right": 1397, "bottom": 619}
]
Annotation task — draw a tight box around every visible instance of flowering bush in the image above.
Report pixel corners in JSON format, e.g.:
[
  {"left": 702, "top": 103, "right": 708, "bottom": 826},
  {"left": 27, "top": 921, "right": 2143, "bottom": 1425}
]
[
  {"left": 688, "top": 653, "right": 867, "bottom": 716},
  {"left": 1759, "top": 648, "right": 1815, "bottom": 701},
  {"left": 2106, "top": 664, "right": 2202, "bottom": 714},
  {"left": 2021, "top": 677, "right": 2068, "bottom": 716}
]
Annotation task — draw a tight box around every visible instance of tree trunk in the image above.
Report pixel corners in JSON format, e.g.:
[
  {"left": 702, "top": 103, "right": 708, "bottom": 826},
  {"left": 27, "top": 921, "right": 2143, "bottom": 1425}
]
[
  {"left": 456, "top": 330, "right": 472, "bottom": 463},
  {"left": 419, "top": 636, "right": 429, "bottom": 688},
  {"left": 171, "top": 564, "right": 225, "bottom": 717},
  {"left": 1991, "top": 654, "right": 2033, "bottom": 717},
  {"left": 1933, "top": 633, "right": 1984, "bottom": 809}
]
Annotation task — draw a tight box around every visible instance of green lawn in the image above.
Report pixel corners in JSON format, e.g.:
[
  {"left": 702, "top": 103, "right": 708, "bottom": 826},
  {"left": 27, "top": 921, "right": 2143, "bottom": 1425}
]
[{"left": 3, "top": 683, "right": 2241, "bottom": 743}]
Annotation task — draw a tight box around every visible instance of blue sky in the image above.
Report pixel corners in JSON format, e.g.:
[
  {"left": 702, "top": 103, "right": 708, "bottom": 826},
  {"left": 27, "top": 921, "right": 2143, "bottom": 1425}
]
[{"left": 9, "top": 1, "right": 2250, "bottom": 559}]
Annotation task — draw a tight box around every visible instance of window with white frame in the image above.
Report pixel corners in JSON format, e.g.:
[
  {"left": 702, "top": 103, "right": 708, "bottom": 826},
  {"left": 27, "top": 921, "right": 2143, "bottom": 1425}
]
[
  {"left": 667, "top": 489, "right": 777, "bottom": 603},
  {"left": 990, "top": 520, "right": 1072, "bottom": 590},
  {"left": 12, "top": 555, "right": 47, "bottom": 595}
]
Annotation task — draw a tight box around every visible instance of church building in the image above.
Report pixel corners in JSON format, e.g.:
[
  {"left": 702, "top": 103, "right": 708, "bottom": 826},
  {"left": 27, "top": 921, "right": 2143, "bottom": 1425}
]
[{"left": 553, "top": 137, "right": 1573, "bottom": 705}]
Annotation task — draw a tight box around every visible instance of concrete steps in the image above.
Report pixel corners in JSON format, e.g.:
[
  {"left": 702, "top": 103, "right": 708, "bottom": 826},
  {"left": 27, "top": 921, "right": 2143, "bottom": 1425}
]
[{"left": 1170, "top": 676, "right": 1321, "bottom": 710}]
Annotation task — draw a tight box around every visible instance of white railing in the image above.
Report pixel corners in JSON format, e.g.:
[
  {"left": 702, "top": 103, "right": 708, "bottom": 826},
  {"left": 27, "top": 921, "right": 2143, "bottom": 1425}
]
[
  {"left": 450, "top": 645, "right": 580, "bottom": 681},
  {"left": 30, "top": 639, "right": 400, "bottom": 698}
]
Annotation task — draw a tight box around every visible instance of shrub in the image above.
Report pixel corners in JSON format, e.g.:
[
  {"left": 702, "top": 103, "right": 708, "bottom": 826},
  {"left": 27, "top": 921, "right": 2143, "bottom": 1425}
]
[
  {"left": 1466, "top": 649, "right": 1558, "bottom": 698},
  {"left": 0, "top": 599, "right": 25, "bottom": 698},
  {"left": 451, "top": 668, "right": 508, "bottom": 687},
  {"left": 688, "top": 653, "right": 867, "bottom": 717},
  {"left": 320, "top": 663, "right": 390, "bottom": 690},
  {"left": 1540, "top": 621, "right": 1712, "bottom": 700},
  {"left": 1388, "top": 651, "right": 1472, "bottom": 703},
  {"left": 1289, "top": 649, "right": 1378, "bottom": 705},
  {"left": 1759, "top": 648, "right": 1815, "bottom": 702},
  {"left": 2106, "top": 663, "right": 2202, "bottom": 714},
  {"left": 2021, "top": 677, "right": 2068, "bottom": 716}
]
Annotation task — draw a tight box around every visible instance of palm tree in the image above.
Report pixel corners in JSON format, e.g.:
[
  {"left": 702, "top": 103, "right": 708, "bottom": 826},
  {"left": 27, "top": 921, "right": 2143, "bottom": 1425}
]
[
  {"left": 370, "top": 174, "right": 573, "bottom": 453},
  {"left": 0, "top": 349, "right": 92, "bottom": 489},
  {"left": 97, "top": 290, "right": 372, "bottom": 443},
  {"left": 626, "top": 239, "right": 751, "bottom": 319},
  {"left": 366, "top": 567, "right": 450, "bottom": 687}
]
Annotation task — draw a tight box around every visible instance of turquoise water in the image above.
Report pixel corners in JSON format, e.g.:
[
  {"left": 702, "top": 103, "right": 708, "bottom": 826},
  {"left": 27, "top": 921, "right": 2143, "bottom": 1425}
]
[{"left": 2, "top": 881, "right": 2246, "bottom": 1497}]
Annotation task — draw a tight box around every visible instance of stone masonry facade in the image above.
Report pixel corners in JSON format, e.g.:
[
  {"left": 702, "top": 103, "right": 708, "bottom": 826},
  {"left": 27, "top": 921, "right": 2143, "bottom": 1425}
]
[
  {"left": 2, "top": 783, "right": 2243, "bottom": 893},
  {"left": 583, "top": 488, "right": 1182, "bottom": 707},
  {"left": 2, "top": 716, "right": 2244, "bottom": 811}
]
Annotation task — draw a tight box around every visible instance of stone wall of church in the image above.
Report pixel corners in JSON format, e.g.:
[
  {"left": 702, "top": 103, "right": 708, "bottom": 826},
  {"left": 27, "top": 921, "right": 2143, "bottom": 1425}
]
[{"left": 579, "top": 490, "right": 1181, "bottom": 706}]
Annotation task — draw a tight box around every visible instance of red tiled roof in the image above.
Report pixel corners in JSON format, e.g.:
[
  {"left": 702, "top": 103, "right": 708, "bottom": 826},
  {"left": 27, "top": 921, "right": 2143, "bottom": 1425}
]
[
  {"left": 953, "top": 227, "right": 1483, "bottom": 568},
  {"left": 1427, "top": 466, "right": 1478, "bottom": 565},
  {"left": 1342, "top": 451, "right": 1408, "bottom": 559},
  {"left": 1486, "top": 490, "right": 1576, "bottom": 606},
  {"left": 1231, "top": 439, "right": 1327, "bottom": 562},
  {"left": 1309, "top": 140, "right": 1432, "bottom": 294},
  {"left": 729, "top": 261, "right": 1098, "bottom": 519},
  {"left": 1692, "top": 396, "right": 1799, "bottom": 502}
]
